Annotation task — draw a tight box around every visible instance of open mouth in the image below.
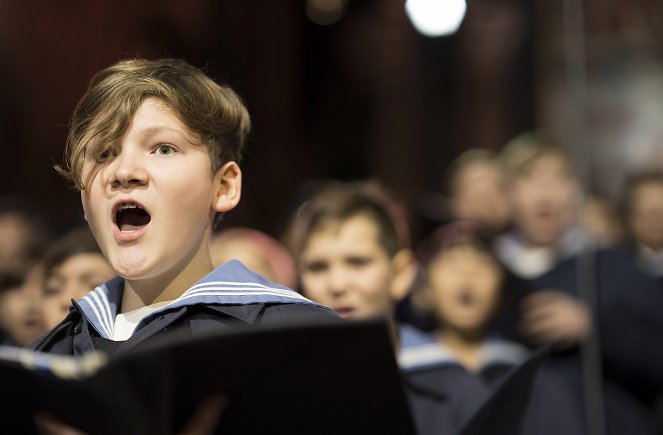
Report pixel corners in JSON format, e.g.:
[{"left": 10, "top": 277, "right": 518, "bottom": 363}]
[
  {"left": 458, "top": 290, "right": 475, "bottom": 307},
  {"left": 115, "top": 202, "right": 151, "bottom": 232},
  {"left": 334, "top": 306, "right": 355, "bottom": 320}
]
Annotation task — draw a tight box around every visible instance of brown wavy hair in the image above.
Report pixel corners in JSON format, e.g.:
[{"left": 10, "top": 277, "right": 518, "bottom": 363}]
[{"left": 56, "top": 58, "right": 251, "bottom": 190}]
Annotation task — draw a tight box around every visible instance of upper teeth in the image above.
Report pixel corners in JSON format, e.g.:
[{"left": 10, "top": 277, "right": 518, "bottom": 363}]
[{"left": 119, "top": 203, "right": 139, "bottom": 210}]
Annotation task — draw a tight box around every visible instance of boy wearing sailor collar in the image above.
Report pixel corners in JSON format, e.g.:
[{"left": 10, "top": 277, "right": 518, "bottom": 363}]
[
  {"left": 400, "top": 222, "right": 584, "bottom": 435},
  {"left": 30, "top": 58, "right": 336, "bottom": 357}
]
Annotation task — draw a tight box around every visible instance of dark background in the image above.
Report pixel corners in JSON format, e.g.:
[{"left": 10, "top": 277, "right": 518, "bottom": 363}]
[{"left": 1, "top": 0, "right": 661, "bottom": 243}]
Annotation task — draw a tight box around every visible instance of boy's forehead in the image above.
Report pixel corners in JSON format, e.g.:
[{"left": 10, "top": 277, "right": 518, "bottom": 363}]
[
  {"left": 528, "top": 151, "right": 569, "bottom": 168},
  {"left": 88, "top": 98, "right": 200, "bottom": 147},
  {"left": 513, "top": 151, "right": 573, "bottom": 178},
  {"left": 429, "top": 241, "right": 499, "bottom": 267},
  {"left": 306, "top": 214, "right": 382, "bottom": 247},
  {"left": 454, "top": 162, "right": 501, "bottom": 188}
]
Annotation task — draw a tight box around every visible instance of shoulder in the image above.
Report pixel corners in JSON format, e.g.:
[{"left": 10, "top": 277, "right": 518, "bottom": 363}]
[
  {"left": 27, "top": 313, "right": 80, "bottom": 355},
  {"left": 257, "top": 303, "right": 340, "bottom": 327}
]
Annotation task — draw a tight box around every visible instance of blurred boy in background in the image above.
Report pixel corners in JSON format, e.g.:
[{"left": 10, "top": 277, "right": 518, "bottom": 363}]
[
  {"left": 289, "top": 180, "right": 416, "bottom": 340},
  {"left": 0, "top": 261, "right": 46, "bottom": 346},
  {"left": 400, "top": 222, "right": 583, "bottom": 435},
  {"left": 493, "top": 133, "right": 663, "bottom": 434},
  {"left": 289, "top": 180, "right": 508, "bottom": 435},
  {"left": 445, "top": 148, "right": 512, "bottom": 239},
  {"left": 621, "top": 170, "right": 663, "bottom": 278},
  {"left": 0, "top": 196, "right": 51, "bottom": 275},
  {"left": 40, "top": 226, "right": 115, "bottom": 329},
  {"left": 210, "top": 226, "right": 297, "bottom": 289},
  {"left": 488, "top": 132, "right": 591, "bottom": 350},
  {"left": 494, "top": 131, "right": 587, "bottom": 280},
  {"left": 401, "top": 148, "right": 513, "bottom": 332}
]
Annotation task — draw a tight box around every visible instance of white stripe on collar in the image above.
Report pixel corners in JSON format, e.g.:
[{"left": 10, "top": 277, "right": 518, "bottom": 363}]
[
  {"left": 399, "top": 324, "right": 457, "bottom": 372},
  {"left": 399, "top": 343, "right": 456, "bottom": 371},
  {"left": 74, "top": 260, "right": 328, "bottom": 339},
  {"left": 398, "top": 324, "right": 529, "bottom": 373}
]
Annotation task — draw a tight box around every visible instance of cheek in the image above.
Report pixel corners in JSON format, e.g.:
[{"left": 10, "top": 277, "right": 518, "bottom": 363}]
[
  {"left": 81, "top": 191, "right": 101, "bottom": 226},
  {"left": 1, "top": 294, "right": 21, "bottom": 317},
  {"left": 432, "top": 288, "right": 456, "bottom": 314},
  {"left": 475, "top": 282, "right": 501, "bottom": 312},
  {"left": 360, "top": 267, "right": 393, "bottom": 302},
  {"left": 170, "top": 179, "right": 215, "bottom": 224},
  {"left": 300, "top": 274, "right": 327, "bottom": 300}
]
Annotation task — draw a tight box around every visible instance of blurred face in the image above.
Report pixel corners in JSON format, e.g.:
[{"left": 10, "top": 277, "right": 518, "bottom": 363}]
[
  {"left": 0, "top": 215, "right": 30, "bottom": 273},
  {"left": 629, "top": 181, "right": 663, "bottom": 251},
  {"left": 211, "top": 237, "right": 278, "bottom": 283},
  {"left": 43, "top": 253, "right": 116, "bottom": 329},
  {"left": 81, "top": 98, "right": 226, "bottom": 284},
  {"left": 427, "top": 244, "right": 502, "bottom": 335},
  {"left": 451, "top": 161, "right": 511, "bottom": 235},
  {"left": 0, "top": 266, "right": 45, "bottom": 346},
  {"left": 299, "top": 214, "right": 397, "bottom": 320},
  {"left": 509, "top": 153, "right": 580, "bottom": 246}
]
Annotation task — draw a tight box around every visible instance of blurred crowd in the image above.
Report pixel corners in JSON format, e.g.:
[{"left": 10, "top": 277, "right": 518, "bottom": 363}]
[{"left": 1, "top": 130, "right": 663, "bottom": 434}]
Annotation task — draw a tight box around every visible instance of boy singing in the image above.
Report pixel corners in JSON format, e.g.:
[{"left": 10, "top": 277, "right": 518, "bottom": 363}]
[{"left": 30, "top": 58, "right": 336, "bottom": 357}]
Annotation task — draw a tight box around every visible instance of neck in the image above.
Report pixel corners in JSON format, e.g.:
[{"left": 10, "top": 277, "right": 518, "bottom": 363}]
[
  {"left": 121, "top": 236, "right": 215, "bottom": 313},
  {"left": 438, "top": 326, "right": 486, "bottom": 373}
]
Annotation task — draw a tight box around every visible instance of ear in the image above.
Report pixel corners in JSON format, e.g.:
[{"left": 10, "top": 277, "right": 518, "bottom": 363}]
[
  {"left": 211, "top": 161, "right": 242, "bottom": 213},
  {"left": 389, "top": 249, "right": 418, "bottom": 302},
  {"left": 80, "top": 191, "right": 89, "bottom": 222}
]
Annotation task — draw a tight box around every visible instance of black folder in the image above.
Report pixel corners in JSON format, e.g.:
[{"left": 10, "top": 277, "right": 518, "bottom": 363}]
[
  {"left": 455, "top": 343, "right": 554, "bottom": 435},
  {"left": 0, "top": 320, "right": 416, "bottom": 435}
]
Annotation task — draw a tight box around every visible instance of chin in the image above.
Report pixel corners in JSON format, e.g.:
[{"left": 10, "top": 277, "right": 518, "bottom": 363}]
[{"left": 110, "top": 256, "right": 152, "bottom": 280}]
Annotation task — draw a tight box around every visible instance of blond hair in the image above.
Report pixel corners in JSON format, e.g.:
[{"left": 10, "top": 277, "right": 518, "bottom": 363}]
[
  {"left": 499, "top": 131, "right": 574, "bottom": 182},
  {"left": 56, "top": 58, "right": 251, "bottom": 189}
]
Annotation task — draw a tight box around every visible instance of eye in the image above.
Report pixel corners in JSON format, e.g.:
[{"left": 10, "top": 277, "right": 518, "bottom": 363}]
[
  {"left": 347, "top": 256, "right": 372, "bottom": 268},
  {"left": 95, "top": 147, "right": 116, "bottom": 163},
  {"left": 305, "top": 261, "right": 328, "bottom": 274},
  {"left": 154, "top": 144, "right": 176, "bottom": 155},
  {"left": 43, "top": 285, "right": 61, "bottom": 297}
]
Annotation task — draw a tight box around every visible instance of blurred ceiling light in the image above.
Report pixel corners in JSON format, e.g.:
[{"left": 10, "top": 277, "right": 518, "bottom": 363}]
[
  {"left": 306, "top": 0, "right": 348, "bottom": 26},
  {"left": 405, "top": 0, "right": 467, "bottom": 37}
]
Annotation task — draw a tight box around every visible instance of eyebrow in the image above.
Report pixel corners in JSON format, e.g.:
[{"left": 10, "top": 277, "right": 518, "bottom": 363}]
[{"left": 135, "top": 125, "right": 200, "bottom": 145}]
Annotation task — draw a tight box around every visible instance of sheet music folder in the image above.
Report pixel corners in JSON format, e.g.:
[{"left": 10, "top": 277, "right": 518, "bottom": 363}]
[
  {"left": 456, "top": 343, "right": 554, "bottom": 435},
  {"left": 0, "top": 319, "right": 417, "bottom": 435}
]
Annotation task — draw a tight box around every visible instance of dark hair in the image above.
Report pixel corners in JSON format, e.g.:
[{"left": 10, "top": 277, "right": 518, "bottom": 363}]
[
  {"left": 288, "top": 180, "right": 410, "bottom": 258},
  {"left": 0, "top": 269, "right": 25, "bottom": 294},
  {"left": 0, "top": 256, "right": 40, "bottom": 295},
  {"left": 0, "top": 195, "right": 51, "bottom": 268},
  {"left": 416, "top": 221, "right": 497, "bottom": 268},
  {"left": 42, "top": 226, "right": 104, "bottom": 278}
]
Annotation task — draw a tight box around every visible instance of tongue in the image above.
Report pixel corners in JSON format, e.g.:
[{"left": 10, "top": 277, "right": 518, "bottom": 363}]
[{"left": 118, "top": 209, "right": 150, "bottom": 232}]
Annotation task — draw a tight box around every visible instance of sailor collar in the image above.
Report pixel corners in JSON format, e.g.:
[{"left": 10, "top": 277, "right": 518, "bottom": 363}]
[
  {"left": 74, "top": 260, "right": 329, "bottom": 339},
  {"left": 398, "top": 324, "right": 529, "bottom": 374}
]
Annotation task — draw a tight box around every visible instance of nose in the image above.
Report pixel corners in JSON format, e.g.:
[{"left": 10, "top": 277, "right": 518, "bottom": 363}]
[
  {"left": 110, "top": 148, "right": 148, "bottom": 189},
  {"left": 328, "top": 265, "right": 349, "bottom": 297}
]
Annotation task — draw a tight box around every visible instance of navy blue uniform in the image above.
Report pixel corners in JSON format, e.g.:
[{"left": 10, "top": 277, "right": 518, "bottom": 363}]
[
  {"left": 398, "top": 324, "right": 584, "bottom": 435},
  {"left": 533, "top": 249, "right": 663, "bottom": 435},
  {"left": 29, "top": 260, "right": 338, "bottom": 357}
]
